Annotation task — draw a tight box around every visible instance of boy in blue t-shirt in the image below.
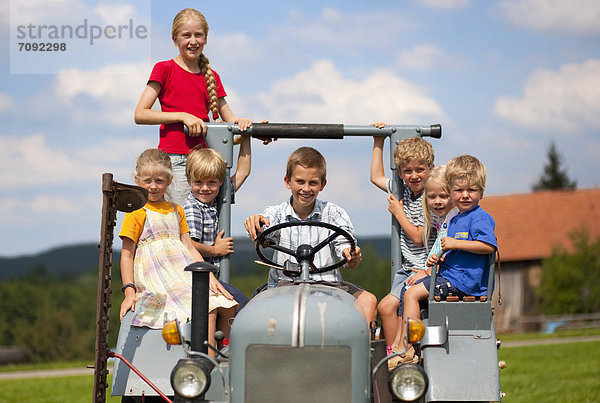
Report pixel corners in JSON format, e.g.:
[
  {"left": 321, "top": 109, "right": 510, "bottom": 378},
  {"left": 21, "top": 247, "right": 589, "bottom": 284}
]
[{"left": 390, "top": 154, "right": 497, "bottom": 367}]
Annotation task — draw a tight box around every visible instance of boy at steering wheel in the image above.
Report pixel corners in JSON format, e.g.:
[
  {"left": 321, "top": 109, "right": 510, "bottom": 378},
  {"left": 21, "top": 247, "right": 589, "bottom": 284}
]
[{"left": 244, "top": 147, "right": 377, "bottom": 323}]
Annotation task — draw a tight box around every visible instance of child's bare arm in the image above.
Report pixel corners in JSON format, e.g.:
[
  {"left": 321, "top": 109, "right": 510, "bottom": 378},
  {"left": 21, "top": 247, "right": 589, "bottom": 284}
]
[
  {"left": 370, "top": 136, "right": 389, "bottom": 192},
  {"left": 134, "top": 82, "right": 207, "bottom": 137},
  {"left": 232, "top": 134, "right": 251, "bottom": 191},
  {"left": 387, "top": 194, "right": 424, "bottom": 246},
  {"left": 191, "top": 238, "right": 216, "bottom": 257},
  {"left": 181, "top": 232, "right": 205, "bottom": 262},
  {"left": 441, "top": 237, "right": 496, "bottom": 255},
  {"left": 119, "top": 237, "right": 137, "bottom": 321},
  {"left": 191, "top": 231, "right": 234, "bottom": 257}
]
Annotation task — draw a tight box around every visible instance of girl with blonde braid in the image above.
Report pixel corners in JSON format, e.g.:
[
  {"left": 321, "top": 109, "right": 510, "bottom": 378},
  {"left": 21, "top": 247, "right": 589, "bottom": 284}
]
[{"left": 134, "top": 8, "right": 253, "bottom": 205}]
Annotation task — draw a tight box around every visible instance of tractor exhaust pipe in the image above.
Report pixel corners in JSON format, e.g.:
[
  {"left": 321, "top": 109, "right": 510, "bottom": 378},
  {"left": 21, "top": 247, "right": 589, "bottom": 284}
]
[{"left": 185, "top": 262, "right": 219, "bottom": 353}]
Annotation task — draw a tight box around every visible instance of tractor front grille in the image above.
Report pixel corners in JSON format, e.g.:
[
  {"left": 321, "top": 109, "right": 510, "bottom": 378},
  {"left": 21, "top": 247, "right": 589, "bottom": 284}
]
[{"left": 245, "top": 344, "right": 352, "bottom": 403}]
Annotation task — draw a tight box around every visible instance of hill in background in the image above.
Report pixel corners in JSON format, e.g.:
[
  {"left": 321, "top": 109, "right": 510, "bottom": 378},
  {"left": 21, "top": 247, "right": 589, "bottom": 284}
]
[
  {"left": 0, "top": 236, "right": 391, "bottom": 281},
  {"left": 0, "top": 243, "right": 103, "bottom": 281}
]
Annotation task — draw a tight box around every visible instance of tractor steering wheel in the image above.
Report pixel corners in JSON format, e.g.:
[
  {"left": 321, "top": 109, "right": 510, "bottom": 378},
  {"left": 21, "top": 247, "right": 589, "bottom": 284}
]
[{"left": 254, "top": 221, "right": 356, "bottom": 274}]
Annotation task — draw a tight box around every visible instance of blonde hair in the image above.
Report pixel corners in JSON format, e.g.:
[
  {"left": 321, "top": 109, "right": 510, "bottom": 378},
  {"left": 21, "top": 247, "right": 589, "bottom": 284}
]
[
  {"left": 422, "top": 165, "right": 450, "bottom": 248},
  {"left": 172, "top": 8, "right": 220, "bottom": 120},
  {"left": 186, "top": 147, "right": 227, "bottom": 182},
  {"left": 286, "top": 147, "right": 327, "bottom": 182},
  {"left": 134, "top": 148, "right": 173, "bottom": 182},
  {"left": 393, "top": 137, "right": 434, "bottom": 171},
  {"left": 445, "top": 155, "right": 487, "bottom": 195}
]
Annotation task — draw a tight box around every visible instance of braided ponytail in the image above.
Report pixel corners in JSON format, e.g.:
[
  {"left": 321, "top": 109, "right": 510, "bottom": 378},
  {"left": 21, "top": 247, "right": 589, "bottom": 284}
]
[{"left": 199, "top": 53, "right": 220, "bottom": 121}]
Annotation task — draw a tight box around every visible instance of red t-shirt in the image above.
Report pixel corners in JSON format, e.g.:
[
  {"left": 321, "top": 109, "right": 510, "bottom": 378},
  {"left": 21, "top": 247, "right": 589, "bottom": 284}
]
[{"left": 148, "top": 59, "right": 227, "bottom": 154}]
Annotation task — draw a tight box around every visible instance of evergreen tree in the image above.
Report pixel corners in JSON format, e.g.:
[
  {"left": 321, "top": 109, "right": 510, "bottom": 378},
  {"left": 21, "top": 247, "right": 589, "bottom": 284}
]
[{"left": 532, "top": 142, "right": 576, "bottom": 191}]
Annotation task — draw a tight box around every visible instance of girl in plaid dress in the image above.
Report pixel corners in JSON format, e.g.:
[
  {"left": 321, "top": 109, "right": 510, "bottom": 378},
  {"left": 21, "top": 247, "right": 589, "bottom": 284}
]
[{"left": 119, "top": 149, "right": 237, "bottom": 356}]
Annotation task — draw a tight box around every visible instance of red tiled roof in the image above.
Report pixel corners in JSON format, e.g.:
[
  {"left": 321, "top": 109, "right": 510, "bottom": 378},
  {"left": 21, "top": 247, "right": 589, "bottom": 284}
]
[{"left": 479, "top": 188, "right": 600, "bottom": 262}]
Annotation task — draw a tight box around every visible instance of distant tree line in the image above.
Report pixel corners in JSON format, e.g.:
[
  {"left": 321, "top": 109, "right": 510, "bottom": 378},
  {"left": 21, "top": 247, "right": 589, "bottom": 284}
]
[
  {"left": 2, "top": 231, "right": 596, "bottom": 362},
  {"left": 0, "top": 246, "right": 392, "bottom": 362},
  {"left": 0, "top": 266, "right": 101, "bottom": 362}
]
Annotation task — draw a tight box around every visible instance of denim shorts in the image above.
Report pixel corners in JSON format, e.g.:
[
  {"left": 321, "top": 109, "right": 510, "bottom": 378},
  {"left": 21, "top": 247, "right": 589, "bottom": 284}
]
[
  {"left": 396, "top": 274, "right": 465, "bottom": 315},
  {"left": 389, "top": 270, "right": 412, "bottom": 299},
  {"left": 422, "top": 275, "right": 465, "bottom": 300}
]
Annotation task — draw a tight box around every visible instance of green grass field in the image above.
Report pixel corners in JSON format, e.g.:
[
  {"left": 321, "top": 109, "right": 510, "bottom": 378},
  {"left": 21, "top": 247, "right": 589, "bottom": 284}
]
[
  {"left": 498, "top": 340, "right": 600, "bottom": 402},
  {"left": 0, "top": 375, "right": 121, "bottom": 403},
  {"left": 1, "top": 333, "right": 599, "bottom": 402}
]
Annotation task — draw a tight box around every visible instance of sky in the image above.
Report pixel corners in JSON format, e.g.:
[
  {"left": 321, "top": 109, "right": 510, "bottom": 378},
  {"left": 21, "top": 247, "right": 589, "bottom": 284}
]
[{"left": 2, "top": 0, "right": 599, "bottom": 257}]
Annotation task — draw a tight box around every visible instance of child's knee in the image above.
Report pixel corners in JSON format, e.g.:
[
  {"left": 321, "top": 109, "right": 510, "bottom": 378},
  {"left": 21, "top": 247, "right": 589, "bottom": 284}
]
[
  {"left": 405, "top": 283, "right": 428, "bottom": 301},
  {"left": 377, "top": 295, "right": 399, "bottom": 314},
  {"left": 359, "top": 291, "right": 377, "bottom": 306}
]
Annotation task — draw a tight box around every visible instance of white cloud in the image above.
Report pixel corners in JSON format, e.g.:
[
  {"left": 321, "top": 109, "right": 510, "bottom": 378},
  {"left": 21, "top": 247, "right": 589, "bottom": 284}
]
[
  {"left": 55, "top": 62, "right": 146, "bottom": 101},
  {"left": 6, "top": 61, "right": 150, "bottom": 127},
  {"left": 397, "top": 44, "right": 467, "bottom": 70},
  {"left": 0, "top": 197, "right": 21, "bottom": 223},
  {"left": 29, "top": 194, "right": 84, "bottom": 215},
  {"left": 9, "top": 0, "right": 88, "bottom": 29},
  {"left": 53, "top": 61, "right": 149, "bottom": 126},
  {"left": 281, "top": 7, "right": 412, "bottom": 51},
  {"left": 210, "top": 6, "right": 413, "bottom": 75},
  {"left": 0, "top": 93, "right": 12, "bottom": 111},
  {"left": 412, "top": 0, "right": 471, "bottom": 9},
  {"left": 253, "top": 60, "right": 445, "bottom": 124},
  {"left": 493, "top": 59, "right": 600, "bottom": 132},
  {"left": 0, "top": 133, "right": 153, "bottom": 189},
  {"left": 0, "top": 191, "right": 99, "bottom": 242},
  {"left": 499, "top": 0, "right": 600, "bottom": 35},
  {"left": 0, "top": 1, "right": 8, "bottom": 28},
  {"left": 0, "top": 193, "right": 78, "bottom": 224},
  {"left": 94, "top": 4, "right": 137, "bottom": 24},
  {"left": 10, "top": 0, "right": 147, "bottom": 27}
]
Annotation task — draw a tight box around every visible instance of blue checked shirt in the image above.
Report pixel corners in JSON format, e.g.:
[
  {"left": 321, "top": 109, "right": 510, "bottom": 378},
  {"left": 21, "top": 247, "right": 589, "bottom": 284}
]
[
  {"left": 260, "top": 198, "right": 357, "bottom": 288},
  {"left": 183, "top": 192, "right": 220, "bottom": 266}
]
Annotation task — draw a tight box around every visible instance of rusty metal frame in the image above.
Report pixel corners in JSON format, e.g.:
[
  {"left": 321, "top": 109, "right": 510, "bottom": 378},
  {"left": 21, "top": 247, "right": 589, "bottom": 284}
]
[{"left": 92, "top": 173, "right": 148, "bottom": 402}]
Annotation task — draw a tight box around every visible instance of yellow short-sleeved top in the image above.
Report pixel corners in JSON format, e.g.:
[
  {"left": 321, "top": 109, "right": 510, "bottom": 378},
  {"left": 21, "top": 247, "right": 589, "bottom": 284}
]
[{"left": 119, "top": 200, "right": 189, "bottom": 243}]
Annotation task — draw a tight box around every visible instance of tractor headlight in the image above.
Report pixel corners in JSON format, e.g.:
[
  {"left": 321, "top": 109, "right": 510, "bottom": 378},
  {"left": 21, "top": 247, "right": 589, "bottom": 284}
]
[
  {"left": 170, "top": 358, "right": 211, "bottom": 399},
  {"left": 389, "top": 363, "right": 428, "bottom": 401}
]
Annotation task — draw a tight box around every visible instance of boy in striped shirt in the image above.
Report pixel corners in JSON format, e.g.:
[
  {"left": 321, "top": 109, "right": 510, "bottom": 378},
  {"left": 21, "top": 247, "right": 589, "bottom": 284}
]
[{"left": 370, "top": 125, "right": 436, "bottom": 349}]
